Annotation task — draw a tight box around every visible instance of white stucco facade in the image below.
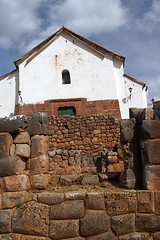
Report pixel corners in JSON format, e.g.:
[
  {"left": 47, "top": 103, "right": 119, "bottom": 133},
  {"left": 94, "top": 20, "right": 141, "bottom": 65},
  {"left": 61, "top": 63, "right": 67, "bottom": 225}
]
[{"left": 0, "top": 27, "right": 148, "bottom": 119}]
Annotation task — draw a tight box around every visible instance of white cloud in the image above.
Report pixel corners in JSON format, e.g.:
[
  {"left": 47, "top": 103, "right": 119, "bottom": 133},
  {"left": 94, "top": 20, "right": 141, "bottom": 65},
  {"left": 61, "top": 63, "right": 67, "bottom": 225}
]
[{"left": 136, "top": 0, "right": 160, "bottom": 32}]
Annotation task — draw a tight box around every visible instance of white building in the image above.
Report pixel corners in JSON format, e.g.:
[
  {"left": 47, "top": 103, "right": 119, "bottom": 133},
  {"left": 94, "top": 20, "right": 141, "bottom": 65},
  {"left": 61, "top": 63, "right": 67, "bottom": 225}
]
[{"left": 0, "top": 27, "right": 147, "bottom": 119}]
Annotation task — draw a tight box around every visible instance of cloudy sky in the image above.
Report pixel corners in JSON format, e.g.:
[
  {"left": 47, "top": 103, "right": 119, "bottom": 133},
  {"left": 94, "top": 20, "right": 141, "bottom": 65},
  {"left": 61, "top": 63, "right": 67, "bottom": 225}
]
[{"left": 0, "top": 0, "right": 160, "bottom": 104}]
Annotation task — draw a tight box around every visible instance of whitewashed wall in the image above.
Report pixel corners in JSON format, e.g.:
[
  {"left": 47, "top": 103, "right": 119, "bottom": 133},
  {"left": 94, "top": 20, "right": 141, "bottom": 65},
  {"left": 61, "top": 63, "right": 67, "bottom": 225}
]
[{"left": 0, "top": 70, "right": 18, "bottom": 117}]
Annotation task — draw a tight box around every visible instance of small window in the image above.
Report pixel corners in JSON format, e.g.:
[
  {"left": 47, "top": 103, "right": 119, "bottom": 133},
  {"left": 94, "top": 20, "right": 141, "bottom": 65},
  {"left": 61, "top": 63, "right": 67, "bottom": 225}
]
[
  {"left": 58, "top": 106, "right": 76, "bottom": 116},
  {"left": 62, "top": 70, "right": 71, "bottom": 84}
]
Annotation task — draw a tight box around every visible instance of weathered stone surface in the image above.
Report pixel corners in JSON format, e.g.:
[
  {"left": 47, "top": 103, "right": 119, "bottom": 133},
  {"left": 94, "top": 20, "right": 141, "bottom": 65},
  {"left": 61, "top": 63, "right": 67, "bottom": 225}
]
[
  {"left": 111, "top": 214, "right": 135, "bottom": 237},
  {"left": 105, "top": 192, "right": 137, "bottom": 216},
  {"left": 0, "top": 209, "right": 12, "bottom": 233},
  {"left": 141, "top": 139, "right": 160, "bottom": 165},
  {"left": 65, "top": 190, "right": 87, "bottom": 200},
  {"left": 14, "top": 131, "right": 30, "bottom": 144},
  {"left": 119, "top": 232, "right": 152, "bottom": 240},
  {"left": 80, "top": 210, "right": 110, "bottom": 237},
  {"left": 12, "top": 201, "right": 49, "bottom": 236},
  {"left": 0, "top": 234, "right": 22, "bottom": 240},
  {"left": 3, "top": 175, "right": 30, "bottom": 192},
  {"left": 137, "top": 191, "right": 155, "bottom": 213},
  {"left": 10, "top": 144, "right": 15, "bottom": 156},
  {"left": 60, "top": 174, "right": 84, "bottom": 185},
  {"left": 15, "top": 144, "right": 30, "bottom": 159},
  {"left": 129, "top": 108, "right": 145, "bottom": 124},
  {"left": 29, "top": 112, "right": 48, "bottom": 135},
  {"left": 136, "top": 214, "right": 160, "bottom": 232},
  {"left": 152, "top": 232, "right": 160, "bottom": 240},
  {"left": 30, "top": 174, "right": 48, "bottom": 190},
  {"left": 31, "top": 135, "right": 48, "bottom": 158},
  {"left": 86, "top": 192, "right": 105, "bottom": 210},
  {"left": 0, "top": 115, "right": 29, "bottom": 133},
  {"left": 2, "top": 191, "right": 33, "bottom": 209},
  {"left": 50, "top": 200, "right": 84, "bottom": 220},
  {"left": 63, "top": 238, "right": 84, "bottom": 240},
  {"left": 142, "top": 120, "right": 160, "bottom": 140},
  {"left": 81, "top": 175, "right": 99, "bottom": 185},
  {"left": 0, "top": 156, "right": 25, "bottom": 177},
  {"left": 30, "top": 155, "right": 49, "bottom": 174},
  {"left": 120, "top": 119, "right": 135, "bottom": 143},
  {"left": 86, "top": 231, "right": 117, "bottom": 240},
  {"left": 37, "top": 191, "right": 64, "bottom": 205},
  {"left": 21, "top": 235, "right": 51, "bottom": 240},
  {"left": 49, "top": 220, "right": 79, "bottom": 239},
  {"left": 119, "top": 169, "right": 136, "bottom": 189},
  {"left": 153, "top": 100, "right": 160, "bottom": 119},
  {"left": 155, "top": 192, "right": 160, "bottom": 214},
  {"left": 143, "top": 165, "right": 160, "bottom": 190},
  {"left": 0, "top": 133, "right": 13, "bottom": 158}
]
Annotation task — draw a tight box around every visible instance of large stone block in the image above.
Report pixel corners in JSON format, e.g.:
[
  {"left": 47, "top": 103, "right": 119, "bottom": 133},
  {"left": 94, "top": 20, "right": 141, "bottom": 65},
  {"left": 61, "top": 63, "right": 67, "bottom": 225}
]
[
  {"left": 21, "top": 236, "right": 51, "bottom": 240},
  {"left": 105, "top": 192, "right": 137, "bottom": 216},
  {"left": 3, "top": 175, "right": 30, "bottom": 192},
  {"left": 15, "top": 144, "right": 31, "bottom": 159},
  {"left": 0, "top": 133, "right": 13, "bottom": 158},
  {"left": 65, "top": 190, "right": 87, "bottom": 200},
  {"left": 50, "top": 200, "right": 84, "bottom": 220},
  {"left": 30, "top": 173, "right": 48, "bottom": 190},
  {"left": 31, "top": 136, "right": 48, "bottom": 158},
  {"left": 49, "top": 220, "right": 79, "bottom": 239},
  {"left": 141, "top": 139, "right": 160, "bottom": 165},
  {"left": 0, "top": 115, "right": 29, "bottom": 133},
  {"left": 153, "top": 100, "right": 160, "bottom": 119},
  {"left": 142, "top": 120, "right": 160, "bottom": 140},
  {"left": 120, "top": 119, "right": 136, "bottom": 143},
  {"left": 37, "top": 192, "right": 64, "bottom": 205},
  {"left": 155, "top": 192, "right": 160, "bottom": 214},
  {"left": 14, "top": 131, "right": 30, "bottom": 144},
  {"left": 119, "top": 169, "right": 136, "bottom": 189},
  {"left": 111, "top": 214, "right": 135, "bottom": 237},
  {"left": 119, "top": 232, "right": 152, "bottom": 240},
  {"left": 0, "top": 209, "right": 12, "bottom": 233},
  {"left": 0, "top": 156, "right": 25, "bottom": 177},
  {"left": 80, "top": 210, "right": 110, "bottom": 237},
  {"left": 2, "top": 191, "right": 33, "bottom": 209},
  {"left": 86, "top": 232, "right": 117, "bottom": 240},
  {"left": 0, "top": 234, "right": 22, "bottom": 240},
  {"left": 136, "top": 214, "right": 160, "bottom": 232},
  {"left": 12, "top": 201, "right": 49, "bottom": 236},
  {"left": 143, "top": 165, "right": 160, "bottom": 190},
  {"left": 137, "top": 191, "right": 155, "bottom": 213},
  {"left": 86, "top": 192, "right": 105, "bottom": 210},
  {"left": 29, "top": 112, "right": 48, "bottom": 135},
  {"left": 30, "top": 155, "right": 49, "bottom": 175}
]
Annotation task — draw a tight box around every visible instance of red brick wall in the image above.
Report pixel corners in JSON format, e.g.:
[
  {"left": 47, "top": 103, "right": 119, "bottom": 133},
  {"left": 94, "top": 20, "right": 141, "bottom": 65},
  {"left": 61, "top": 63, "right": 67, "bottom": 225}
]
[{"left": 15, "top": 98, "right": 121, "bottom": 119}]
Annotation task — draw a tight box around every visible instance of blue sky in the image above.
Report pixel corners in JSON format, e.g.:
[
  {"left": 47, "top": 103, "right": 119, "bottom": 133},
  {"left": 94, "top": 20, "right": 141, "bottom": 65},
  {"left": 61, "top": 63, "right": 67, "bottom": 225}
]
[{"left": 0, "top": 0, "right": 160, "bottom": 103}]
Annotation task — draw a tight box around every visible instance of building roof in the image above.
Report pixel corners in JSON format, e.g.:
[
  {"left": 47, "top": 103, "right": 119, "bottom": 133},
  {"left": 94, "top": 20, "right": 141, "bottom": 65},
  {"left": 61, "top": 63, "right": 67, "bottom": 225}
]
[
  {"left": 14, "top": 26, "right": 125, "bottom": 67},
  {"left": 124, "top": 74, "right": 147, "bottom": 89}
]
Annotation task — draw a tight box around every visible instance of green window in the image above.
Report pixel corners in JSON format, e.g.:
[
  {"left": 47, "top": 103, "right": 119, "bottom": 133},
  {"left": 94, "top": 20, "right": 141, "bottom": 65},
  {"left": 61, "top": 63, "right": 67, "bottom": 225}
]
[{"left": 58, "top": 106, "right": 76, "bottom": 116}]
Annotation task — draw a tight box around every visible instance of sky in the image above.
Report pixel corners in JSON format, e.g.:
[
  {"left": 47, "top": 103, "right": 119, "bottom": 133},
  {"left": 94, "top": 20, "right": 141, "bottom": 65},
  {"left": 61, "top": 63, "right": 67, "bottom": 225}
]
[{"left": 0, "top": 0, "right": 160, "bottom": 104}]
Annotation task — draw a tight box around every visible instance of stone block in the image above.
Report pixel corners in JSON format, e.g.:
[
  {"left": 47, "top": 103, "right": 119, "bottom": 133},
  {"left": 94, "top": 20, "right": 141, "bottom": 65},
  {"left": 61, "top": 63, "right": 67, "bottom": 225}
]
[
  {"left": 30, "top": 155, "right": 49, "bottom": 174},
  {"left": 21, "top": 236, "right": 51, "bottom": 240},
  {"left": 141, "top": 139, "right": 160, "bottom": 165},
  {"left": 31, "top": 135, "right": 48, "bottom": 158},
  {"left": 86, "top": 192, "right": 105, "bottom": 210},
  {"left": 15, "top": 144, "right": 30, "bottom": 159},
  {"left": 142, "top": 120, "right": 160, "bottom": 140},
  {"left": 50, "top": 200, "right": 84, "bottom": 220},
  {"left": 119, "top": 169, "right": 136, "bottom": 189},
  {"left": 119, "top": 232, "right": 152, "bottom": 240},
  {"left": 153, "top": 100, "right": 160, "bottom": 119},
  {"left": 155, "top": 192, "right": 160, "bottom": 214},
  {"left": 0, "top": 234, "right": 22, "bottom": 240},
  {"left": 80, "top": 210, "right": 110, "bottom": 237},
  {"left": 143, "top": 165, "right": 160, "bottom": 190},
  {"left": 105, "top": 191, "right": 137, "bottom": 216},
  {"left": 3, "top": 175, "right": 30, "bottom": 192},
  {"left": 111, "top": 214, "right": 135, "bottom": 237},
  {"left": 0, "top": 209, "right": 12, "bottom": 233},
  {"left": 129, "top": 108, "right": 145, "bottom": 124},
  {"left": 86, "top": 232, "right": 117, "bottom": 240},
  {"left": 0, "top": 133, "right": 13, "bottom": 158},
  {"left": 37, "top": 191, "right": 64, "bottom": 205},
  {"left": 81, "top": 175, "right": 99, "bottom": 185},
  {"left": 137, "top": 191, "right": 155, "bottom": 213},
  {"left": 14, "top": 131, "right": 30, "bottom": 144},
  {"left": 49, "top": 220, "right": 79, "bottom": 239},
  {"left": 30, "top": 173, "right": 48, "bottom": 190},
  {"left": 10, "top": 144, "right": 15, "bottom": 156},
  {"left": 62, "top": 238, "right": 84, "bottom": 240},
  {"left": 29, "top": 112, "right": 48, "bottom": 135},
  {"left": 0, "top": 115, "right": 29, "bottom": 133},
  {"left": 12, "top": 201, "right": 49, "bottom": 237},
  {"left": 0, "top": 156, "right": 25, "bottom": 177},
  {"left": 152, "top": 232, "right": 160, "bottom": 240},
  {"left": 136, "top": 214, "right": 160, "bottom": 232},
  {"left": 120, "top": 118, "right": 136, "bottom": 143},
  {"left": 60, "top": 174, "right": 84, "bottom": 185},
  {"left": 2, "top": 191, "right": 33, "bottom": 209},
  {"left": 65, "top": 190, "right": 87, "bottom": 200}
]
